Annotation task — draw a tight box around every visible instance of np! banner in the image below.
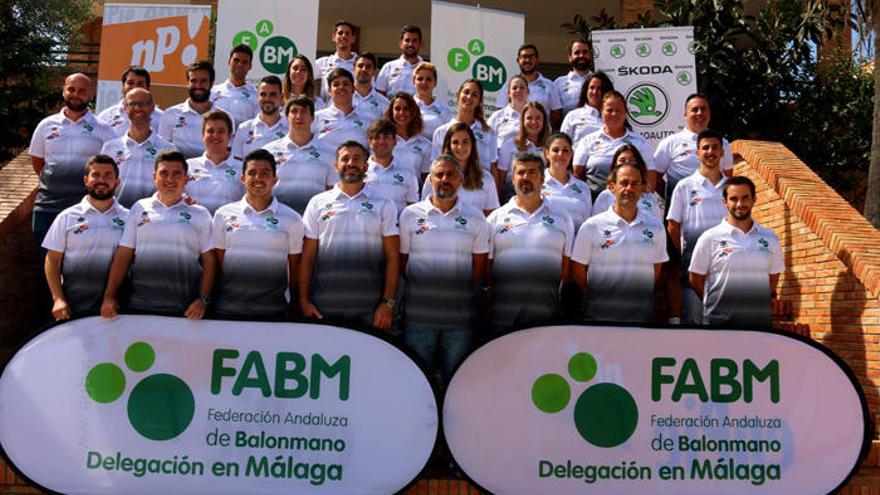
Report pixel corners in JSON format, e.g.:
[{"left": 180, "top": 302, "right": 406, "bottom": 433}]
[
  {"left": 96, "top": 4, "right": 212, "bottom": 112},
  {"left": 0, "top": 316, "right": 438, "bottom": 494},
  {"left": 444, "top": 325, "right": 869, "bottom": 495}
]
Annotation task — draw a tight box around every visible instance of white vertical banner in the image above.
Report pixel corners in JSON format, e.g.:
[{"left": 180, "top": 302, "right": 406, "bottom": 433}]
[
  {"left": 593, "top": 27, "right": 697, "bottom": 146},
  {"left": 430, "top": 0, "right": 524, "bottom": 114},
  {"left": 214, "top": 0, "right": 319, "bottom": 83}
]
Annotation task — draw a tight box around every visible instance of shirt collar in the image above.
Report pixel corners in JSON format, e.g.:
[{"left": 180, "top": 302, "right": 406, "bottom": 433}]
[
  {"left": 241, "top": 196, "right": 279, "bottom": 215},
  {"left": 505, "top": 197, "right": 551, "bottom": 217},
  {"left": 282, "top": 135, "right": 316, "bottom": 151},
  {"left": 77, "top": 195, "right": 123, "bottom": 215},
  {"left": 720, "top": 218, "right": 758, "bottom": 236},
  {"left": 422, "top": 196, "right": 463, "bottom": 216},
  {"left": 332, "top": 183, "right": 369, "bottom": 200},
  {"left": 397, "top": 55, "right": 424, "bottom": 67},
  {"left": 608, "top": 206, "right": 646, "bottom": 227},
  {"left": 59, "top": 108, "right": 97, "bottom": 125},
  {"left": 149, "top": 193, "right": 188, "bottom": 210}
]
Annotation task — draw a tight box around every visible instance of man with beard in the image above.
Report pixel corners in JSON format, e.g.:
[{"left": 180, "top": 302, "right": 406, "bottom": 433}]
[
  {"left": 299, "top": 141, "right": 399, "bottom": 331},
  {"left": 159, "top": 60, "right": 226, "bottom": 158},
  {"left": 315, "top": 20, "right": 358, "bottom": 98},
  {"left": 98, "top": 66, "right": 164, "bottom": 137},
  {"left": 571, "top": 158, "right": 668, "bottom": 323},
  {"left": 42, "top": 155, "right": 129, "bottom": 319},
  {"left": 399, "top": 155, "right": 490, "bottom": 382},
  {"left": 376, "top": 25, "right": 424, "bottom": 98},
  {"left": 352, "top": 53, "right": 390, "bottom": 124},
  {"left": 554, "top": 38, "right": 594, "bottom": 115},
  {"left": 495, "top": 44, "right": 563, "bottom": 129},
  {"left": 689, "top": 176, "right": 783, "bottom": 328},
  {"left": 487, "top": 152, "right": 574, "bottom": 334},
  {"left": 211, "top": 44, "right": 259, "bottom": 127},
  {"left": 231, "top": 76, "right": 288, "bottom": 161},
  {"left": 101, "top": 88, "right": 174, "bottom": 208}
]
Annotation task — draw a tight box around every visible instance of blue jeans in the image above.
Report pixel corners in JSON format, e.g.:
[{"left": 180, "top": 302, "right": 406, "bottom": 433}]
[{"left": 405, "top": 325, "right": 471, "bottom": 380}]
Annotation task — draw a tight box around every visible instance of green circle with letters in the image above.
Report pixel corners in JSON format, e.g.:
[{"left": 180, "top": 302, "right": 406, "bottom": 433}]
[
  {"left": 255, "top": 19, "right": 274, "bottom": 37},
  {"left": 260, "top": 36, "right": 298, "bottom": 74},
  {"left": 232, "top": 31, "right": 258, "bottom": 51},
  {"left": 472, "top": 55, "right": 506, "bottom": 92},
  {"left": 467, "top": 39, "right": 485, "bottom": 56},
  {"left": 448, "top": 48, "right": 470, "bottom": 72}
]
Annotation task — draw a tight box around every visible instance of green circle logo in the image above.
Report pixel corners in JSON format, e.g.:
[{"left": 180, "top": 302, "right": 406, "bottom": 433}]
[
  {"left": 677, "top": 71, "right": 692, "bottom": 86},
  {"left": 260, "top": 36, "right": 298, "bottom": 74},
  {"left": 467, "top": 39, "right": 485, "bottom": 56},
  {"left": 662, "top": 42, "right": 677, "bottom": 56},
  {"left": 636, "top": 43, "right": 652, "bottom": 57},
  {"left": 592, "top": 47, "right": 599, "bottom": 59},
  {"left": 610, "top": 44, "right": 625, "bottom": 59},
  {"left": 472, "top": 56, "right": 506, "bottom": 92},
  {"left": 688, "top": 41, "right": 696, "bottom": 54},
  {"left": 626, "top": 83, "right": 669, "bottom": 127},
  {"left": 255, "top": 19, "right": 274, "bottom": 37},
  {"left": 448, "top": 48, "right": 470, "bottom": 72},
  {"left": 232, "top": 31, "right": 258, "bottom": 51}
]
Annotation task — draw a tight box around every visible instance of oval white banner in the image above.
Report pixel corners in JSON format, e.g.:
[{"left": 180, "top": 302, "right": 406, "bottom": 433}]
[
  {"left": 0, "top": 316, "right": 438, "bottom": 495},
  {"left": 443, "top": 325, "right": 869, "bottom": 495}
]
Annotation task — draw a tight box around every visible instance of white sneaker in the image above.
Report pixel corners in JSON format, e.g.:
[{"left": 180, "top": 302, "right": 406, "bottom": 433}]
[{"left": 668, "top": 316, "right": 682, "bottom": 325}]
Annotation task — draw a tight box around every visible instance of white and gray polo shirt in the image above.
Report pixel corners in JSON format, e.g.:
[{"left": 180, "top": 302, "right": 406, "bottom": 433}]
[
  {"left": 353, "top": 88, "right": 390, "bottom": 124},
  {"left": 399, "top": 198, "right": 490, "bottom": 331},
  {"left": 158, "top": 101, "right": 226, "bottom": 159},
  {"left": 211, "top": 80, "right": 259, "bottom": 128},
  {"left": 97, "top": 100, "right": 163, "bottom": 138},
  {"left": 101, "top": 131, "right": 174, "bottom": 208},
  {"left": 561, "top": 105, "right": 602, "bottom": 145},
  {"left": 592, "top": 190, "right": 665, "bottom": 222},
  {"left": 667, "top": 172, "right": 728, "bottom": 263},
  {"left": 689, "top": 220, "right": 784, "bottom": 327},
  {"left": 417, "top": 96, "right": 453, "bottom": 141},
  {"left": 554, "top": 70, "right": 591, "bottom": 114},
  {"left": 653, "top": 129, "right": 734, "bottom": 184},
  {"left": 230, "top": 115, "right": 289, "bottom": 160},
  {"left": 262, "top": 135, "right": 336, "bottom": 214},
  {"left": 120, "top": 194, "right": 214, "bottom": 313},
  {"left": 421, "top": 169, "right": 500, "bottom": 214},
  {"left": 185, "top": 154, "right": 245, "bottom": 214},
  {"left": 542, "top": 174, "right": 593, "bottom": 231},
  {"left": 572, "top": 208, "right": 668, "bottom": 323},
  {"left": 315, "top": 52, "right": 358, "bottom": 98},
  {"left": 487, "top": 105, "right": 521, "bottom": 145},
  {"left": 41, "top": 196, "right": 129, "bottom": 313},
  {"left": 376, "top": 55, "right": 423, "bottom": 97},
  {"left": 364, "top": 158, "right": 419, "bottom": 214},
  {"left": 431, "top": 120, "right": 499, "bottom": 171},
  {"left": 314, "top": 104, "right": 370, "bottom": 150},
  {"left": 212, "top": 197, "right": 304, "bottom": 317},
  {"left": 394, "top": 134, "right": 432, "bottom": 177},
  {"left": 573, "top": 129, "right": 656, "bottom": 195},
  {"left": 495, "top": 73, "right": 563, "bottom": 117}
]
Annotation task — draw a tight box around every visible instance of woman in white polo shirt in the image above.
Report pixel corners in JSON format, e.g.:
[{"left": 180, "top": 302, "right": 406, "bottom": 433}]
[
  {"left": 282, "top": 55, "right": 326, "bottom": 112},
  {"left": 497, "top": 101, "right": 549, "bottom": 202},
  {"left": 561, "top": 71, "right": 613, "bottom": 144},
  {"left": 431, "top": 79, "right": 499, "bottom": 178},
  {"left": 385, "top": 92, "right": 432, "bottom": 183},
  {"left": 541, "top": 132, "right": 592, "bottom": 231},
  {"left": 487, "top": 74, "right": 530, "bottom": 145}
]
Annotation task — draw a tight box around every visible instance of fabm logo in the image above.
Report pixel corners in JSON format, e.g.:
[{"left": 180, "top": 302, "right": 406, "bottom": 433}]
[
  {"left": 447, "top": 39, "right": 507, "bottom": 92},
  {"left": 531, "top": 351, "right": 638, "bottom": 447},
  {"left": 233, "top": 19, "right": 298, "bottom": 75},
  {"left": 625, "top": 83, "right": 670, "bottom": 127}
]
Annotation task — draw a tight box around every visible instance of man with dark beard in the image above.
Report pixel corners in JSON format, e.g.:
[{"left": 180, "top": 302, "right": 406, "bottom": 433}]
[
  {"left": 231, "top": 75, "right": 288, "bottom": 161},
  {"left": 299, "top": 141, "right": 400, "bottom": 331},
  {"left": 554, "top": 38, "right": 594, "bottom": 115},
  {"left": 494, "top": 44, "right": 563, "bottom": 129},
  {"left": 42, "top": 155, "right": 129, "bottom": 319},
  {"left": 159, "top": 61, "right": 227, "bottom": 158}
]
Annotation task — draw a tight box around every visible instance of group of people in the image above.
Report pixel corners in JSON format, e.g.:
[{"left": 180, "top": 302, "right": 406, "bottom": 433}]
[{"left": 30, "top": 23, "right": 783, "bottom": 381}]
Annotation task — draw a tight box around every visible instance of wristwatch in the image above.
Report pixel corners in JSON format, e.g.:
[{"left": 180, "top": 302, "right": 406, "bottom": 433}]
[
  {"left": 199, "top": 294, "right": 212, "bottom": 304},
  {"left": 382, "top": 298, "right": 395, "bottom": 309}
]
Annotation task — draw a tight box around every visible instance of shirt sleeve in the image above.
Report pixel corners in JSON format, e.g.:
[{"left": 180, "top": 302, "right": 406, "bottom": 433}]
[
  {"left": 573, "top": 138, "right": 589, "bottom": 168},
  {"left": 28, "top": 119, "right": 47, "bottom": 159},
  {"left": 197, "top": 209, "right": 214, "bottom": 254},
  {"left": 666, "top": 181, "right": 687, "bottom": 223},
  {"left": 419, "top": 142, "right": 432, "bottom": 175},
  {"left": 560, "top": 112, "right": 575, "bottom": 138},
  {"left": 323, "top": 160, "right": 337, "bottom": 187},
  {"left": 420, "top": 177, "right": 432, "bottom": 201},
  {"left": 721, "top": 138, "right": 734, "bottom": 171},
  {"left": 375, "top": 63, "right": 391, "bottom": 93},
  {"left": 653, "top": 222, "right": 669, "bottom": 264},
  {"left": 688, "top": 232, "right": 711, "bottom": 275},
  {"left": 485, "top": 128, "right": 499, "bottom": 164},
  {"left": 398, "top": 209, "right": 413, "bottom": 255},
  {"left": 431, "top": 124, "right": 445, "bottom": 160},
  {"left": 472, "top": 215, "right": 491, "bottom": 254},
  {"left": 497, "top": 140, "right": 514, "bottom": 172},
  {"left": 570, "top": 222, "right": 594, "bottom": 265},
  {"left": 560, "top": 212, "right": 575, "bottom": 258},
  {"left": 157, "top": 111, "right": 173, "bottom": 142},
  {"left": 230, "top": 123, "right": 247, "bottom": 160},
  {"left": 548, "top": 83, "right": 563, "bottom": 111},
  {"left": 653, "top": 137, "right": 672, "bottom": 174},
  {"left": 119, "top": 203, "right": 141, "bottom": 249},
  {"left": 211, "top": 210, "right": 227, "bottom": 250},
  {"left": 287, "top": 214, "right": 305, "bottom": 255},
  {"left": 483, "top": 178, "right": 500, "bottom": 211},
  {"left": 41, "top": 212, "right": 68, "bottom": 252},
  {"left": 769, "top": 232, "right": 784, "bottom": 275},
  {"left": 405, "top": 172, "right": 419, "bottom": 204},
  {"left": 380, "top": 199, "right": 399, "bottom": 236}
]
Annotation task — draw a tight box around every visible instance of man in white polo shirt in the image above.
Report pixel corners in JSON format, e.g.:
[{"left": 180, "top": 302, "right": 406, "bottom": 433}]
[
  {"left": 97, "top": 66, "right": 163, "bottom": 137},
  {"left": 158, "top": 60, "right": 223, "bottom": 159},
  {"left": 185, "top": 110, "right": 244, "bottom": 214},
  {"left": 231, "top": 75, "right": 288, "bottom": 161},
  {"left": 101, "top": 88, "right": 174, "bottom": 207},
  {"left": 353, "top": 53, "right": 390, "bottom": 123},
  {"left": 376, "top": 25, "right": 424, "bottom": 98},
  {"left": 315, "top": 68, "right": 370, "bottom": 151},
  {"left": 571, "top": 157, "right": 667, "bottom": 323},
  {"left": 487, "top": 152, "right": 574, "bottom": 333},
  {"left": 689, "top": 176, "right": 783, "bottom": 328},
  {"left": 495, "top": 44, "right": 563, "bottom": 129},
  {"left": 212, "top": 149, "right": 303, "bottom": 319},
  {"left": 364, "top": 119, "right": 419, "bottom": 214},
  {"left": 667, "top": 129, "right": 729, "bottom": 324},
  {"left": 211, "top": 44, "right": 259, "bottom": 127},
  {"left": 299, "top": 141, "right": 399, "bottom": 331},
  {"left": 399, "top": 154, "right": 490, "bottom": 380},
  {"left": 314, "top": 20, "right": 358, "bottom": 98},
  {"left": 101, "top": 150, "right": 215, "bottom": 319},
  {"left": 554, "top": 38, "right": 593, "bottom": 115},
  {"left": 262, "top": 96, "right": 336, "bottom": 214},
  {"left": 42, "top": 155, "right": 128, "bottom": 319}
]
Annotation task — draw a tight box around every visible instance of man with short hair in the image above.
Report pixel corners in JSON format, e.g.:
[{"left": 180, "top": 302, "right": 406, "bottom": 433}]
[
  {"left": 315, "top": 20, "right": 358, "bottom": 98},
  {"left": 571, "top": 158, "right": 667, "bottom": 323},
  {"left": 399, "top": 155, "right": 490, "bottom": 380},
  {"left": 299, "top": 141, "right": 400, "bottom": 331},
  {"left": 554, "top": 38, "right": 593, "bottom": 115},
  {"left": 158, "top": 60, "right": 224, "bottom": 158},
  {"left": 487, "top": 152, "right": 574, "bottom": 333},
  {"left": 262, "top": 97, "right": 336, "bottom": 214},
  {"left": 314, "top": 68, "right": 370, "bottom": 150},
  {"left": 97, "top": 66, "right": 164, "bottom": 137},
  {"left": 42, "top": 155, "right": 129, "bottom": 320},
  {"left": 101, "top": 88, "right": 174, "bottom": 207},
  {"left": 495, "top": 44, "right": 563, "bottom": 129},
  {"left": 231, "top": 75, "right": 289, "bottom": 161},
  {"left": 210, "top": 44, "right": 259, "bottom": 127},
  {"left": 212, "top": 149, "right": 304, "bottom": 318},
  {"left": 186, "top": 110, "right": 244, "bottom": 214},
  {"left": 667, "top": 129, "right": 729, "bottom": 324},
  {"left": 376, "top": 25, "right": 424, "bottom": 97},
  {"left": 353, "top": 53, "right": 390, "bottom": 123},
  {"left": 101, "top": 150, "right": 215, "bottom": 319},
  {"left": 689, "top": 176, "right": 783, "bottom": 328},
  {"left": 364, "top": 119, "right": 418, "bottom": 214}
]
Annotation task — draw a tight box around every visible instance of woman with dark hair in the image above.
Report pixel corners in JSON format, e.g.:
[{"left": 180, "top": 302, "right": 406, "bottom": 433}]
[
  {"left": 572, "top": 91, "right": 655, "bottom": 197},
  {"left": 541, "top": 132, "right": 591, "bottom": 231},
  {"left": 422, "top": 122, "right": 499, "bottom": 216},
  {"left": 430, "top": 80, "right": 499, "bottom": 179},
  {"left": 592, "top": 144, "right": 664, "bottom": 220},
  {"left": 385, "top": 92, "right": 431, "bottom": 181},
  {"left": 496, "top": 101, "right": 548, "bottom": 202},
  {"left": 282, "top": 55, "right": 326, "bottom": 111},
  {"left": 561, "top": 71, "right": 613, "bottom": 145},
  {"left": 487, "top": 74, "right": 530, "bottom": 145}
]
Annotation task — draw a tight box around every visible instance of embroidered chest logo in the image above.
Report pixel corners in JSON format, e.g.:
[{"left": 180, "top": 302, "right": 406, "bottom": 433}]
[
  {"left": 47, "top": 127, "right": 61, "bottom": 141},
  {"left": 641, "top": 228, "right": 655, "bottom": 244},
  {"left": 719, "top": 239, "right": 733, "bottom": 257},
  {"left": 224, "top": 168, "right": 237, "bottom": 180},
  {"left": 137, "top": 211, "right": 151, "bottom": 227},
  {"left": 146, "top": 145, "right": 158, "bottom": 156},
  {"left": 640, "top": 197, "right": 655, "bottom": 211},
  {"left": 111, "top": 216, "right": 125, "bottom": 231},
  {"left": 689, "top": 189, "right": 702, "bottom": 206},
  {"left": 320, "top": 205, "right": 336, "bottom": 221},
  {"left": 498, "top": 217, "right": 514, "bottom": 235},
  {"left": 245, "top": 131, "right": 256, "bottom": 144},
  {"left": 600, "top": 229, "right": 615, "bottom": 249},
  {"left": 392, "top": 173, "right": 405, "bottom": 186},
  {"left": 225, "top": 215, "right": 240, "bottom": 232},
  {"left": 569, "top": 183, "right": 583, "bottom": 195},
  {"left": 454, "top": 215, "right": 468, "bottom": 230},
  {"left": 175, "top": 116, "right": 188, "bottom": 128},
  {"left": 757, "top": 237, "right": 770, "bottom": 253},
  {"left": 73, "top": 217, "right": 89, "bottom": 235},
  {"left": 415, "top": 217, "right": 431, "bottom": 235},
  {"left": 178, "top": 211, "right": 192, "bottom": 225},
  {"left": 541, "top": 215, "right": 557, "bottom": 229},
  {"left": 82, "top": 123, "right": 95, "bottom": 136},
  {"left": 265, "top": 216, "right": 279, "bottom": 230},
  {"left": 114, "top": 150, "right": 127, "bottom": 164},
  {"left": 413, "top": 145, "right": 424, "bottom": 154},
  {"left": 359, "top": 201, "right": 375, "bottom": 214}
]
